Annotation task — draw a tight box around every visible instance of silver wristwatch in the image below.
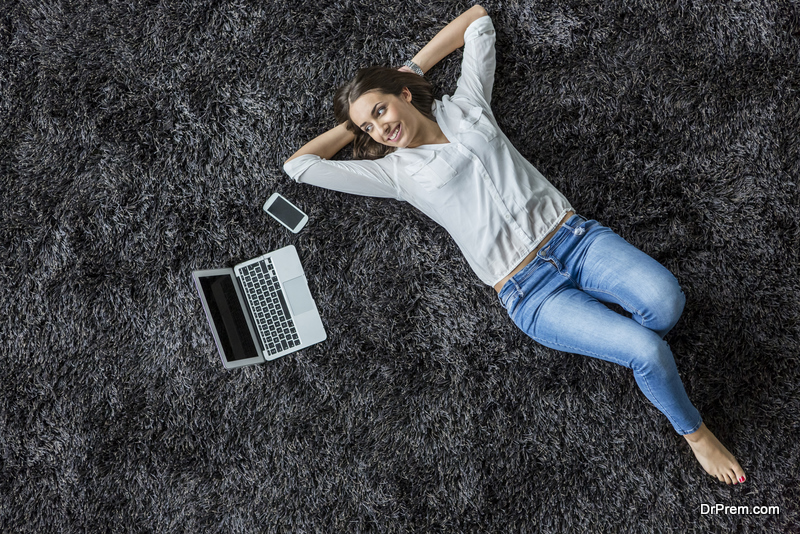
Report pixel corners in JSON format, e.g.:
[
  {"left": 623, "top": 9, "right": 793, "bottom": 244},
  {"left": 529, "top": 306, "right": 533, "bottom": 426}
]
[{"left": 403, "top": 60, "right": 424, "bottom": 76}]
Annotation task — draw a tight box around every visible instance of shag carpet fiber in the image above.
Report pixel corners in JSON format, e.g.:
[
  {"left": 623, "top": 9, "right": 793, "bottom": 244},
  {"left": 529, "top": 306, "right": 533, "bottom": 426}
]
[{"left": 1, "top": 0, "right": 799, "bottom": 532}]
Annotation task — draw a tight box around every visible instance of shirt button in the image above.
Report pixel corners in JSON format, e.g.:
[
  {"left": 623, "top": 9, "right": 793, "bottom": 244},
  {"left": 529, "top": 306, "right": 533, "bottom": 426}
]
[{"left": 505, "top": 214, "right": 511, "bottom": 220}]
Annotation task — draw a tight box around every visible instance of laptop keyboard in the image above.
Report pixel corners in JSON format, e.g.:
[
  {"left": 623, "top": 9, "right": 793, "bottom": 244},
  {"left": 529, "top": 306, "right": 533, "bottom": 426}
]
[{"left": 238, "top": 258, "right": 301, "bottom": 356}]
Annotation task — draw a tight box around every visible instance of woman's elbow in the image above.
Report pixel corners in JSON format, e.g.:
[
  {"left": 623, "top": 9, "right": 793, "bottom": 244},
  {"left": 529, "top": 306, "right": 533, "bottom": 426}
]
[
  {"left": 284, "top": 152, "right": 301, "bottom": 166},
  {"left": 471, "top": 5, "right": 488, "bottom": 19},
  {"left": 285, "top": 149, "right": 316, "bottom": 167},
  {"left": 283, "top": 153, "right": 307, "bottom": 178}
]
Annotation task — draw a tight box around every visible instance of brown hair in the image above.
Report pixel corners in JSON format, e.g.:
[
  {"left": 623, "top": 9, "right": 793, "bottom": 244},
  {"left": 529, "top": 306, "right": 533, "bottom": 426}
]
[{"left": 334, "top": 67, "right": 436, "bottom": 160}]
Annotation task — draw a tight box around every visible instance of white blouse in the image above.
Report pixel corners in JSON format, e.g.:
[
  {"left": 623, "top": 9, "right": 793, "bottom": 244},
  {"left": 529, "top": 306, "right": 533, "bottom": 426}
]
[{"left": 283, "top": 16, "right": 573, "bottom": 287}]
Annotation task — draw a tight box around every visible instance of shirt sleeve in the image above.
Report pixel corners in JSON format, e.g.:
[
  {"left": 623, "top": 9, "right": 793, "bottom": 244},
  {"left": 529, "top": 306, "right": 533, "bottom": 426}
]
[
  {"left": 283, "top": 154, "right": 402, "bottom": 200},
  {"left": 453, "top": 15, "right": 496, "bottom": 110}
]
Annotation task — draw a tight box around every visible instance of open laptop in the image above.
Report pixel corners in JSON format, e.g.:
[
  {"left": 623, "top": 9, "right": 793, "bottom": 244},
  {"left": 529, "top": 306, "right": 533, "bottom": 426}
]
[{"left": 192, "top": 245, "right": 326, "bottom": 368}]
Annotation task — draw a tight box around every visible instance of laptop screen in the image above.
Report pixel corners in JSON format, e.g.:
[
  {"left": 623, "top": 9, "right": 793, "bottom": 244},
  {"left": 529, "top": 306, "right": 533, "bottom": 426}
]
[{"left": 196, "top": 274, "right": 259, "bottom": 361}]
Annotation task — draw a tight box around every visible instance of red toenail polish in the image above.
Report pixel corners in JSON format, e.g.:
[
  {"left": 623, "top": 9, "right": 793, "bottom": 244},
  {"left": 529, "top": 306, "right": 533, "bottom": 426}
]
[{"left": 739, "top": 476, "right": 745, "bottom": 483}]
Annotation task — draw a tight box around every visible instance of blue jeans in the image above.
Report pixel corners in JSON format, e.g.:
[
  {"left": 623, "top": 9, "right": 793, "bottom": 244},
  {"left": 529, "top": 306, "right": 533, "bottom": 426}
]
[{"left": 498, "top": 215, "right": 702, "bottom": 435}]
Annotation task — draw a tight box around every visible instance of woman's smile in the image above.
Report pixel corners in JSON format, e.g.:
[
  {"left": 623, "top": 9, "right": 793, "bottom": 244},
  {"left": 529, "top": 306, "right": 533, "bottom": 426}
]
[{"left": 387, "top": 124, "right": 402, "bottom": 143}]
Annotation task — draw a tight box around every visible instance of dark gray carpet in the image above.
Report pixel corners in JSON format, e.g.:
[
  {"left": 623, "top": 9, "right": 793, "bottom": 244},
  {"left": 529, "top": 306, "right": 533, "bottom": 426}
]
[{"left": 2, "top": 0, "right": 799, "bottom": 532}]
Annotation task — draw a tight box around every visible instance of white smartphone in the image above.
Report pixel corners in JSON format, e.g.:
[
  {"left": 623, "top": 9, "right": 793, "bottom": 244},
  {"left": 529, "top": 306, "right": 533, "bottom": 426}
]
[{"left": 263, "top": 193, "right": 308, "bottom": 233}]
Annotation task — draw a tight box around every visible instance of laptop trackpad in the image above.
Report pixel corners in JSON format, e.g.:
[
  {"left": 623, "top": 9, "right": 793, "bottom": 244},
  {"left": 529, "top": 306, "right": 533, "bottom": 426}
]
[{"left": 283, "top": 277, "right": 314, "bottom": 316}]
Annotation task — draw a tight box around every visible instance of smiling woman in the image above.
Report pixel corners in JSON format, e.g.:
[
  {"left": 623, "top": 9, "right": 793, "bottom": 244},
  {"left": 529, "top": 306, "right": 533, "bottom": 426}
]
[
  {"left": 282, "top": 4, "right": 746, "bottom": 486},
  {"left": 284, "top": 5, "right": 487, "bottom": 164}
]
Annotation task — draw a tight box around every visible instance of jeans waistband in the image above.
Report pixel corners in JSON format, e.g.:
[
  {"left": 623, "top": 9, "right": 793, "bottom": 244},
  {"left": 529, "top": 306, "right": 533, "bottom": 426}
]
[
  {"left": 497, "top": 214, "right": 590, "bottom": 306},
  {"left": 560, "top": 214, "right": 588, "bottom": 231},
  {"left": 538, "top": 214, "right": 588, "bottom": 256}
]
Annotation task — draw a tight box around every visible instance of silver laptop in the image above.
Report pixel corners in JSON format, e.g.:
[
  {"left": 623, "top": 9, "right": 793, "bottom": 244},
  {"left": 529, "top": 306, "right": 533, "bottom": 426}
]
[{"left": 192, "top": 245, "right": 326, "bottom": 368}]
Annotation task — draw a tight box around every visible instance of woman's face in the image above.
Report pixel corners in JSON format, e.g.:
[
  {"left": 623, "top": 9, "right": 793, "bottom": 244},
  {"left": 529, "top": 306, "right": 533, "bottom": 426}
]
[{"left": 348, "top": 88, "right": 421, "bottom": 148}]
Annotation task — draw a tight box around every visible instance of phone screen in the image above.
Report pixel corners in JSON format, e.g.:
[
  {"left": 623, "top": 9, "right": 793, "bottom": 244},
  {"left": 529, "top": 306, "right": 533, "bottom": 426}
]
[{"left": 267, "top": 196, "right": 304, "bottom": 229}]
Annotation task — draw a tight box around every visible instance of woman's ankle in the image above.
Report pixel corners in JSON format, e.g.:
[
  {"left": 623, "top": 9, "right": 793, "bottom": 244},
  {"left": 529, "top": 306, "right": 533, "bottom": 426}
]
[{"left": 683, "top": 422, "right": 709, "bottom": 443}]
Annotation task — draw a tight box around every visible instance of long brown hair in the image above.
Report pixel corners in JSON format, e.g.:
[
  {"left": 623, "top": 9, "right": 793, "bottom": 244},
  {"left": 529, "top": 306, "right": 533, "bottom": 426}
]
[{"left": 334, "top": 67, "right": 436, "bottom": 160}]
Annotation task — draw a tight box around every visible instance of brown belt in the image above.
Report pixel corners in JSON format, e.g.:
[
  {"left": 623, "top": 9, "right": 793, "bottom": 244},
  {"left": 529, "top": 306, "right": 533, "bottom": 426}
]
[{"left": 494, "top": 210, "right": 576, "bottom": 293}]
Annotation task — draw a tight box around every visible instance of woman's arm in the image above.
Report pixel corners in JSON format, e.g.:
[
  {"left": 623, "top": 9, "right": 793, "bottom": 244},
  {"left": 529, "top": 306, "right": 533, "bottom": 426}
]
[
  {"left": 284, "top": 122, "right": 354, "bottom": 165},
  {"left": 406, "top": 5, "right": 488, "bottom": 74},
  {"left": 284, "top": 6, "right": 488, "bottom": 166}
]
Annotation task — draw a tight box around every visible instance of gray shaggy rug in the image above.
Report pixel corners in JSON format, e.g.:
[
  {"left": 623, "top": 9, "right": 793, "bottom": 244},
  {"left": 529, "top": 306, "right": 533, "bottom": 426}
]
[{"left": 1, "top": 0, "right": 798, "bottom": 532}]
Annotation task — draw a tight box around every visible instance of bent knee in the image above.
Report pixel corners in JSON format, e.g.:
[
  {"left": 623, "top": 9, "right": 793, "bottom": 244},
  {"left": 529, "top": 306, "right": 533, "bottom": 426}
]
[
  {"left": 632, "top": 335, "right": 679, "bottom": 377},
  {"left": 642, "top": 277, "right": 685, "bottom": 334},
  {"left": 660, "top": 282, "right": 685, "bottom": 325}
]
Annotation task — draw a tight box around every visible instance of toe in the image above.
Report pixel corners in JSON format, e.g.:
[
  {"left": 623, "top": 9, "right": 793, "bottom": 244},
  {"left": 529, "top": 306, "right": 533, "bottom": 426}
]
[{"left": 734, "top": 468, "right": 746, "bottom": 484}]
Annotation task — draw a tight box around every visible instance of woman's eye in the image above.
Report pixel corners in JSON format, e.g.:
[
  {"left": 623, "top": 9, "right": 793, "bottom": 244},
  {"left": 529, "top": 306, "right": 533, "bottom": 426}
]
[{"left": 362, "top": 107, "right": 386, "bottom": 133}]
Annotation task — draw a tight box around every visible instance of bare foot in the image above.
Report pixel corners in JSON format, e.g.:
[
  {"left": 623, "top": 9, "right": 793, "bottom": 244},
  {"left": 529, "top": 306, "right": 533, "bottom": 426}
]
[{"left": 684, "top": 423, "right": 746, "bottom": 485}]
